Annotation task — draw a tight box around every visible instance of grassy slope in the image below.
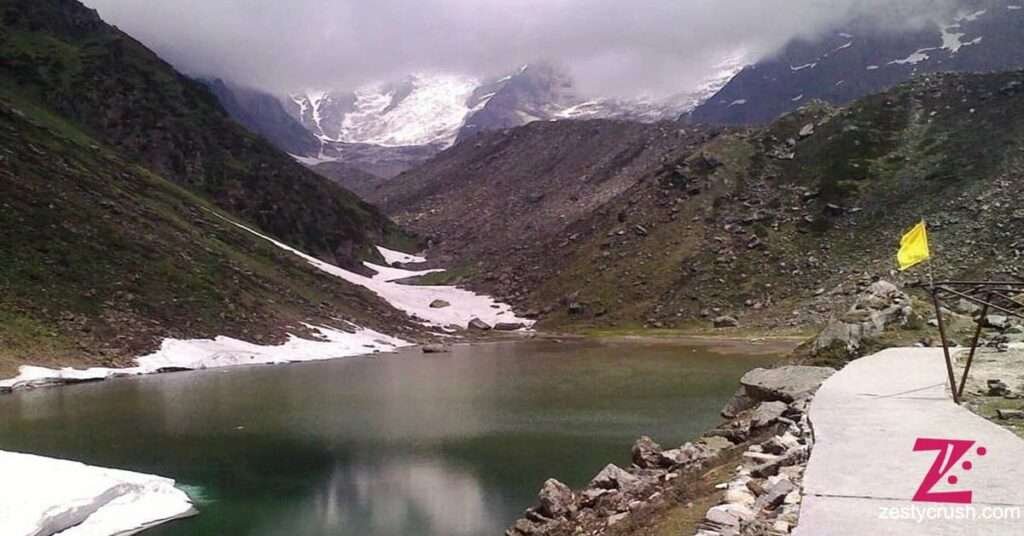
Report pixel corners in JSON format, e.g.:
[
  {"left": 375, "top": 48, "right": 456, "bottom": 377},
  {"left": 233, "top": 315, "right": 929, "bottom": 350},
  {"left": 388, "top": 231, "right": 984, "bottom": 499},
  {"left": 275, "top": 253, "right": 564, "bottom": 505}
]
[
  {"left": 0, "top": 0, "right": 412, "bottom": 267},
  {"left": 0, "top": 95, "right": 419, "bottom": 378}
]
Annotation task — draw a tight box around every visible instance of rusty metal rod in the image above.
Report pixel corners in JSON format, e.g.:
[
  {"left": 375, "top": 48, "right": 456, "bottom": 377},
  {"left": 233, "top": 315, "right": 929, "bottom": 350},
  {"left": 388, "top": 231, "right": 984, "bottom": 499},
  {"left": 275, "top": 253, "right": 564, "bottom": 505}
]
[
  {"left": 932, "top": 286, "right": 1024, "bottom": 319},
  {"left": 957, "top": 297, "right": 990, "bottom": 400},
  {"left": 931, "top": 289, "right": 960, "bottom": 405}
]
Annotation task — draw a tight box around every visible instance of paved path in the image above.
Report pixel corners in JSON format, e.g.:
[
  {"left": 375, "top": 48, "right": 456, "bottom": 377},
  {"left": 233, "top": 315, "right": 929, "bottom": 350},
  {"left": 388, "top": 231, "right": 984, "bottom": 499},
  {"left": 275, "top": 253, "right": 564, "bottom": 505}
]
[{"left": 793, "top": 348, "right": 1024, "bottom": 535}]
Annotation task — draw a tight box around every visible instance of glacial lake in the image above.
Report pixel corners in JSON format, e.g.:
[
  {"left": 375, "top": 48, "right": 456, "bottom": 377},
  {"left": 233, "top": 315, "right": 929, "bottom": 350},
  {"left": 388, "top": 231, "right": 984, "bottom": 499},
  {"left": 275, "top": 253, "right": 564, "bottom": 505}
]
[{"left": 0, "top": 338, "right": 781, "bottom": 536}]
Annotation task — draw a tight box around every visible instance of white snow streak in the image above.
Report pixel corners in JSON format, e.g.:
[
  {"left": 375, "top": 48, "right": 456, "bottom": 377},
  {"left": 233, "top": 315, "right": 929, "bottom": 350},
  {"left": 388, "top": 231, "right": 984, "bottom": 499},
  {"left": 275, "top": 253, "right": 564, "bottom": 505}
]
[{"left": 377, "top": 246, "right": 427, "bottom": 265}]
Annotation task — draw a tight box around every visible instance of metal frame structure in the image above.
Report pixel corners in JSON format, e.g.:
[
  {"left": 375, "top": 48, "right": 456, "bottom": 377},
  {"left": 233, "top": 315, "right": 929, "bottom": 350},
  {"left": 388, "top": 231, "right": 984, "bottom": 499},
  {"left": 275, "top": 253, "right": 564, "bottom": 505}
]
[{"left": 920, "top": 278, "right": 1024, "bottom": 404}]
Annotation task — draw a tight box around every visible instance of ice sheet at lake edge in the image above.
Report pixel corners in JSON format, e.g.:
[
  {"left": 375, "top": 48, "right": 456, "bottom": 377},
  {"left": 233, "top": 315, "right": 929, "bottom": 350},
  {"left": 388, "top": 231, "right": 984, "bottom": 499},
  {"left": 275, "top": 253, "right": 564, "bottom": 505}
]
[{"left": 0, "top": 450, "right": 195, "bottom": 536}]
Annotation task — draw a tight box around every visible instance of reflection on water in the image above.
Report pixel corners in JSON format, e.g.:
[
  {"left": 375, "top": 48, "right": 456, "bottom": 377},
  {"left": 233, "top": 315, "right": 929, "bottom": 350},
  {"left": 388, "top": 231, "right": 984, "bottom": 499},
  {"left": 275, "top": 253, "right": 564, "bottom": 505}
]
[
  {"left": 0, "top": 340, "right": 772, "bottom": 536},
  {"left": 284, "top": 458, "right": 491, "bottom": 536}
]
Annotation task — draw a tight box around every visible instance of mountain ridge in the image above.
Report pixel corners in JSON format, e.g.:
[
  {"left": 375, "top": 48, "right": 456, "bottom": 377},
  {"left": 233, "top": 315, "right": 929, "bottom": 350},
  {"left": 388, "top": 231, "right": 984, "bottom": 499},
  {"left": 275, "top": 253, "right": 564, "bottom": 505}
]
[{"left": 690, "top": 0, "right": 1024, "bottom": 124}]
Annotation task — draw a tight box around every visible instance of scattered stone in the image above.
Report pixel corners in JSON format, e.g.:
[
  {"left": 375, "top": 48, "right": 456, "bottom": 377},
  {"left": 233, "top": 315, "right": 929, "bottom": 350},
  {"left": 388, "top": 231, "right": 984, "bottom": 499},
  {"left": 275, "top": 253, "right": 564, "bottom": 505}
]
[
  {"left": 494, "top": 322, "right": 525, "bottom": 331},
  {"left": 798, "top": 123, "right": 815, "bottom": 138},
  {"left": 812, "top": 280, "right": 914, "bottom": 361},
  {"left": 429, "top": 299, "right": 451, "bottom": 309},
  {"left": 421, "top": 344, "right": 450, "bottom": 354}
]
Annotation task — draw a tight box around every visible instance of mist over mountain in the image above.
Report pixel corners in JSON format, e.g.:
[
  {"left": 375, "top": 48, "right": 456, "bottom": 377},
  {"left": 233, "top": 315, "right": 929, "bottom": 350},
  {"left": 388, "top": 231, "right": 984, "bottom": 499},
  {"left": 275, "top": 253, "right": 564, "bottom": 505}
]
[{"left": 81, "top": 0, "right": 961, "bottom": 100}]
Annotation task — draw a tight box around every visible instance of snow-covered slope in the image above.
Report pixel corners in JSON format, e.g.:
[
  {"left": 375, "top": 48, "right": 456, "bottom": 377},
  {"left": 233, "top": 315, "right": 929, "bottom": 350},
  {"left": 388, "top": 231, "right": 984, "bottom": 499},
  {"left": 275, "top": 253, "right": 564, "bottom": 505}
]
[{"left": 285, "top": 61, "right": 748, "bottom": 154}]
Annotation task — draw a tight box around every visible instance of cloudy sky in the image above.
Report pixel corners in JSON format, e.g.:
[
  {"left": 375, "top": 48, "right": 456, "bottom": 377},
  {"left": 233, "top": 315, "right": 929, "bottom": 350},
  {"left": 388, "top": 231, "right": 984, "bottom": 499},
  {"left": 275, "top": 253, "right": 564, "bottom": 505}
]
[{"left": 81, "top": 0, "right": 961, "bottom": 98}]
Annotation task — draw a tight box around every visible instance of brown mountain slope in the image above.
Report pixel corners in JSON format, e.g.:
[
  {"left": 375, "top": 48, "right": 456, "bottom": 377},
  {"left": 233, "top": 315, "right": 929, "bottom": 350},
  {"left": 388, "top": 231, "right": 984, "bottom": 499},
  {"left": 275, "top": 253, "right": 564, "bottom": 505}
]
[
  {"left": 373, "top": 119, "right": 727, "bottom": 271},
  {"left": 381, "top": 71, "right": 1024, "bottom": 330}
]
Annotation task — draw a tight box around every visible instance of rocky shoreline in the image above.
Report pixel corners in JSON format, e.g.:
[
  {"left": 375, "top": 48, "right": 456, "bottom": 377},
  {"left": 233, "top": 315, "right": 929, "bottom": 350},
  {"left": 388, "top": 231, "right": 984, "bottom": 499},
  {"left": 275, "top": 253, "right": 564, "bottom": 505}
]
[{"left": 505, "top": 365, "right": 836, "bottom": 536}]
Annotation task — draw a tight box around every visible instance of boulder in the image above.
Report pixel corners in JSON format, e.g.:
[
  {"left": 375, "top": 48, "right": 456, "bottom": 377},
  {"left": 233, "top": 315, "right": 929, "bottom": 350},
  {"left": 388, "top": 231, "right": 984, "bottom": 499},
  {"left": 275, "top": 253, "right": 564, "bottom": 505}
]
[
  {"left": 631, "top": 436, "right": 664, "bottom": 469},
  {"left": 812, "top": 280, "right": 913, "bottom": 360},
  {"left": 798, "top": 123, "right": 815, "bottom": 138},
  {"left": 421, "top": 344, "right": 450, "bottom": 354},
  {"left": 750, "top": 401, "right": 788, "bottom": 428},
  {"left": 589, "top": 463, "right": 639, "bottom": 490},
  {"left": 468, "top": 318, "right": 492, "bottom": 331},
  {"left": 713, "top": 316, "right": 740, "bottom": 328},
  {"left": 537, "top": 479, "right": 575, "bottom": 519},
  {"left": 429, "top": 299, "right": 451, "bottom": 309},
  {"left": 740, "top": 366, "right": 836, "bottom": 403},
  {"left": 494, "top": 322, "right": 525, "bottom": 331}
]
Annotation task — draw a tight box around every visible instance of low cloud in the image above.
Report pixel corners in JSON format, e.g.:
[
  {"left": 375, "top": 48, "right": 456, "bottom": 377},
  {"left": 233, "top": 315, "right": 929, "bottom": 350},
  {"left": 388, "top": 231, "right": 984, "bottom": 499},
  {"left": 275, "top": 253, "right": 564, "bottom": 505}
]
[{"left": 83, "top": 0, "right": 963, "bottom": 97}]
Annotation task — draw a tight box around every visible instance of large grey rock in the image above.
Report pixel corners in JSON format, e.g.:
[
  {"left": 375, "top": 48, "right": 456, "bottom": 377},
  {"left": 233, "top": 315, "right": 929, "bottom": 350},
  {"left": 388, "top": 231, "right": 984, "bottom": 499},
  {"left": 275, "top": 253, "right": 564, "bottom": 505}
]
[
  {"left": 429, "top": 299, "right": 451, "bottom": 309},
  {"left": 740, "top": 366, "right": 836, "bottom": 403},
  {"left": 421, "top": 344, "right": 450, "bottom": 354},
  {"left": 811, "top": 280, "right": 913, "bottom": 360},
  {"left": 494, "top": 322, "right": 525, "bottom": 331},
  {"left": 537, "top": 478, "right": 575, "bottom": 519},
  {"left": 588, "top": 463, "right": 639, "bottom": 490}
]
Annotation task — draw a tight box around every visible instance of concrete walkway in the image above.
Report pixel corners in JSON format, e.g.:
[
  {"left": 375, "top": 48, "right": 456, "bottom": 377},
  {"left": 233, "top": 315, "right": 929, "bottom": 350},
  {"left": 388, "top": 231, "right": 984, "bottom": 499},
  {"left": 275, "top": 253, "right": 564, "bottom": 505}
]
[{"left": 793, "top": 348, "right": 1024, "bottom": 535}]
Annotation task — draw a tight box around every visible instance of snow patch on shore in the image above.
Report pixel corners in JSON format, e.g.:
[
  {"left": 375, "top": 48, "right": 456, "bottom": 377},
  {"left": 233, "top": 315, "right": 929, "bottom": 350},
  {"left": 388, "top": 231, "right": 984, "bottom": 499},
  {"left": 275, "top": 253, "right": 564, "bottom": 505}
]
[
  {"left": 0, "top": 450, "right": 195, "bottom": 536},
  {"left": 0, "top": 325, "right": 410, "bottom": 392}
]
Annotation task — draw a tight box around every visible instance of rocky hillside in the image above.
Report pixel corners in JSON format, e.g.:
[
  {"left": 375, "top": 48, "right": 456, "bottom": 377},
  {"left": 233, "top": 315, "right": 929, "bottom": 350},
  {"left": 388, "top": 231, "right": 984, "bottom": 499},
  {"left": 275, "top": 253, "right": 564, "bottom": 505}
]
[
  {"left": 384, "top": 71, "right": 1024, "bottom": 331},
  {"left": 0, "top": 0, "right": 405, "bottom": 268},
  {"left": 372, "top": 119, "right": 724, "bottom": 269},
  {"left": 691, "top": 0, "right": 1024, "bottom": 125}
]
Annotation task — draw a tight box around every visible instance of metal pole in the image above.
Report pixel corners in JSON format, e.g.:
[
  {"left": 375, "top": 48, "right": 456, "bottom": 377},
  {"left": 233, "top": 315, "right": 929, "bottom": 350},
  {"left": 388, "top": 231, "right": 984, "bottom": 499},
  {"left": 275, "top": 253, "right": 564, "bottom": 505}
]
[
  {"left": 957, "top": 298, "right": 990, "bottom": 400},
  {"left": 931, "top": 288, "right": 960, "bottom": 404}
]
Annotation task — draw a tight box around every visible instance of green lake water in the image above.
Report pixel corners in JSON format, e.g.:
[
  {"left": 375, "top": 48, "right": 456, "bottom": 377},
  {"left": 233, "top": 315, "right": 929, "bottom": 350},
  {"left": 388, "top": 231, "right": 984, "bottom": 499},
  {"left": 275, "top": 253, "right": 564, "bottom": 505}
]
[{"left": 0, "top": 339, "right": 773, "bottom": 535}]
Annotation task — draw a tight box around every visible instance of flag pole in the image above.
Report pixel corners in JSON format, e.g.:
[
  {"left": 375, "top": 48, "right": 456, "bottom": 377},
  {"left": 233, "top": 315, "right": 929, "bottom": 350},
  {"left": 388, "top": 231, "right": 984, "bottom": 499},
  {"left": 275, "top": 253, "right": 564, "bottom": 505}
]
[{"left": 923, "top": 218, "right": 935, "bottom": 290}]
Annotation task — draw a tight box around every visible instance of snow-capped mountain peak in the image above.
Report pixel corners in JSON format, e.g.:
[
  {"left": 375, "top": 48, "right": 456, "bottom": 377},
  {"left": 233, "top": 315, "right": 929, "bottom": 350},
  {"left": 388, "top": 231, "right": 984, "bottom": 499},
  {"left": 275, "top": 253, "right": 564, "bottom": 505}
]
[{"left": 289, "top": 74, "right": 481, "bottom": 148}]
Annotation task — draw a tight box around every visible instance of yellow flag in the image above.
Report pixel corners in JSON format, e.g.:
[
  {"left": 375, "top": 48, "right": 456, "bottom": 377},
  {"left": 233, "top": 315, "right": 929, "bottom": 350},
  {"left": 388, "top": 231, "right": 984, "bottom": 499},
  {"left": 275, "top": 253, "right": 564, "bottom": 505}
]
[{"left": 897, "top": 221, "right": 930, "bottom": 271}]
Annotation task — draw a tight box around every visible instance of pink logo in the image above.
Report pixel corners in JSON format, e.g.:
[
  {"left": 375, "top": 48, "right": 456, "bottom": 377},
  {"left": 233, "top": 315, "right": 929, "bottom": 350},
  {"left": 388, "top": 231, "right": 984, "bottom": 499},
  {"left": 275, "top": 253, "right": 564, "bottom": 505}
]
[{"left": 912, "top": 438, "right": 986, "bottom": 504}]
